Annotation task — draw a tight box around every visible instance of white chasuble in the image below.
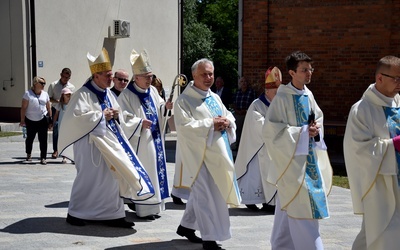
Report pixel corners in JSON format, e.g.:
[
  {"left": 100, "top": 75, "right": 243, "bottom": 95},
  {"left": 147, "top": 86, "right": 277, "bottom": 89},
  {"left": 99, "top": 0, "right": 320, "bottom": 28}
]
[
  {"left": 173, "top": 82, "right": 241, "bottom": 206},
  {"left": 263, "top": 84, "right": 332, "bottom": 219},
  {"left": 58, "top": 80, "right": 154, "bottom": 206},
  {"left": 235, "top": 95, "right": 277, "bottom": 205},
  {"left": 344, "top": 84, "right": 400, "bottom": 249}
]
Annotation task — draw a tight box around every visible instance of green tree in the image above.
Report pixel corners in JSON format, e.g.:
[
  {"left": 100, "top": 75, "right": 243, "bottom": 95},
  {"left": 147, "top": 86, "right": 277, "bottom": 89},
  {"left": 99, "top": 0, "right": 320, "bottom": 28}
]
[
  {"left": 182, "top": 0, "right": 214, "bottom": 80},
  {"left": 196, "top": 0, "right": 239, "bottom": 90}
]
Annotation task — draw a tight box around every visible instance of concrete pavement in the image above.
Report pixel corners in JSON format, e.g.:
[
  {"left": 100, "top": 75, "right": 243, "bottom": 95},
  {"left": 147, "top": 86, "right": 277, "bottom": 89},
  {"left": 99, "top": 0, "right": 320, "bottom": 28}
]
[{"left": 0, "top": 132, "right": 361, "bottom": 250}]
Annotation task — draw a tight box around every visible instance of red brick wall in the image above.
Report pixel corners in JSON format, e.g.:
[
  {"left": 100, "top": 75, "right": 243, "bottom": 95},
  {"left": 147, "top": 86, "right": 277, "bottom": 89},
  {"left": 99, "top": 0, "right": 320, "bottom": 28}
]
[{"left": 242, "top": 0, "right": 400, "bottom": 123}]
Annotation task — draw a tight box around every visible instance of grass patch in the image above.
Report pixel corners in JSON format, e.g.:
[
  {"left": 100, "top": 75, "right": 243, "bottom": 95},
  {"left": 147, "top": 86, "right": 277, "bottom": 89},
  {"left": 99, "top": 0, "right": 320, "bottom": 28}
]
[
  {"left": 332, "top": 175, "right": 349, "bottom": 189},
  {"left": 0, "top": 131, "right": 22, "bottom": 137}
]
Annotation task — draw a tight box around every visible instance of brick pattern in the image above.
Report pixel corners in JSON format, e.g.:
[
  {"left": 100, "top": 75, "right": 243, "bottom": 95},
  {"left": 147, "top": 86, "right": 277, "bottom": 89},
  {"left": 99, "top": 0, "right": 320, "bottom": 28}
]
[{"left": 242, "top": 0, "right": 400, "bottom": 122}]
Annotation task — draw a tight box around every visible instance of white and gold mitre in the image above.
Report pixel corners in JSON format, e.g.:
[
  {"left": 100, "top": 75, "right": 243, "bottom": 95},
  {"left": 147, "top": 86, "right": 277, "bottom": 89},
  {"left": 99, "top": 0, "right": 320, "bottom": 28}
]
[
  {"left": 130, "top": 49, "right": 152, "bottom": 75},
  {"left": 87, "top": 48, "right": 112, "bottom": 75},
  {"left": 265, "top": 66, "right": 282, "bottom": 89}
]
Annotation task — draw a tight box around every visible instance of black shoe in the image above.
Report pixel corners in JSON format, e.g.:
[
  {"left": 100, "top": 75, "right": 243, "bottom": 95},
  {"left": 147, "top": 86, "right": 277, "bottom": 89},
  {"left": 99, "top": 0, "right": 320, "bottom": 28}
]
[
  {"left": 176, "top": 225, "right": 202, "bottom": 243},
  {"left": 203, "top": 241, "right": 223, "bottom": 250},
  {"left": 136, "top": 214, "right": 160, "bottom": 220},
  {"left": 171, "top": 194, "right": 185, "bottom": 205},
  {"left": 103, "top": 218, "right": 135, "bottom": 228},
  {"left": 261, "top": 203, "right": 276, "bottom": 213},
  {"left": 66, "top": 213, "right": 86, "bottom": 226},
  {"left": 127, "top": 203, "right": 136, "bottom": 211},
  {"left": 245, "top": 204, "right": 259, "bottom": 211}
]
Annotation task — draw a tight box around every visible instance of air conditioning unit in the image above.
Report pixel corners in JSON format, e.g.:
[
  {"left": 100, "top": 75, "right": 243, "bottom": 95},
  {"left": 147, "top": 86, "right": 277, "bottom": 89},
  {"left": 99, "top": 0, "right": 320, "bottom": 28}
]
[{"left": 110, "top": 20, "right": 130, "bottom": 38}]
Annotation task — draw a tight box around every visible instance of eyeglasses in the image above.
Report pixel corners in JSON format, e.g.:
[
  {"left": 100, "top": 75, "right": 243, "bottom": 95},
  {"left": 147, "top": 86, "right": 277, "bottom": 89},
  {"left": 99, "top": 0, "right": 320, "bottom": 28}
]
[
  {"left": 117, "top": 78, "right": 129, "bottom": 83},
  {"left": 39, "top": 82, "right": 46, "bottom": 86},
  {"left": 297, "top": 68, "right": 314, "bottom": 73},
  {"left": 381, "top": 73, "right": 400, "bottom": 83}
]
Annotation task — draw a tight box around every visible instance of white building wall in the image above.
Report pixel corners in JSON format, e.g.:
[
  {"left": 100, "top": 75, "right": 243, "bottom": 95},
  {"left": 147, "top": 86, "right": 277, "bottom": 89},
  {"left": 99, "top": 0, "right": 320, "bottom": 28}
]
[
  {"left": 35, "top": 0, "right": 180, "bottom": 93},
  {"left": 0, "top": 0, "right": 180, "bottom": 121},
  {"left": 0, "top": 0, "right": 29, "bottom": 108}
]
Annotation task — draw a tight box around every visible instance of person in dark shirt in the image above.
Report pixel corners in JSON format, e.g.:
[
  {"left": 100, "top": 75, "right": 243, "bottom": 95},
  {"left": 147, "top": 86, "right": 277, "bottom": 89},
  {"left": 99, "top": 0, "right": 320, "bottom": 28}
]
[
  {"left": 232, "top": 76, "right": 256, "bottom": 150},
  {"left": 110, "top": 69, "right": 129, "bottom": 97},
  {"left": 212, "top": 76, "right": 232, "bottom": 107}
]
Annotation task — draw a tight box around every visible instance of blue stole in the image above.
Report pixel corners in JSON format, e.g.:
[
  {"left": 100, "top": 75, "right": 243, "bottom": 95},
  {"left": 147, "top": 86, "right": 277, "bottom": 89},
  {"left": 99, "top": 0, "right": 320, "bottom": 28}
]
[
  {"left": 127, "top": 83, "right": 169, "bottom": 199},
  {"left": 83, "top": 80, "right": 155, "bottom": 197},
  {"left": 292, "top": 94, "right": 328, "bottom": 219},
  {"left": 383, "top": 106, "right": 400, "bottom": 185},
  {"left": 203, "top": 95, "right": 233, "bottom": 161},
  {"left": 203, "top": 95, "right": 240, "bottom": 197}
]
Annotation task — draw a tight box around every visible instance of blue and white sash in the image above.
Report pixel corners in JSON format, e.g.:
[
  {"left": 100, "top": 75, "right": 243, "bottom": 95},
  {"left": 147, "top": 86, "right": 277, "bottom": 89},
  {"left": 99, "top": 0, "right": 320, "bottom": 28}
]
[
  {"left": 84, "top": 80, "right": 155, "bottom": 196},
  {"left": 127, "top": 83, "right": 169, "bottom": 199},
  {"left": 383, "top": 106, "right": 400, "bottom": 185},
  {"left": 203, "top": 95, "right": 240, "bottom": 197},
  {"left": 293, "top": 94, "right": 328, "bottom": 219},
  {"left": 203, "top": 95, "right": 233, "bottom": 160}
]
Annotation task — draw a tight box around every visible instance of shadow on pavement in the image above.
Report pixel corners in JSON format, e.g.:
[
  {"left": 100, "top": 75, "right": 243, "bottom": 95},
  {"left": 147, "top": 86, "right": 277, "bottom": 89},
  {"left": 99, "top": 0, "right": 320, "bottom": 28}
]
[
  {"left": 45, "top": 201, "right": 69, "bottom": 208},
  {"left": 105, "top": 239, "right": 202, "bottom": 250},
  {"left": 0, "top": 217, "right": 137, "bottom": 237},
  {"left": 165, "top": 202, "right": 186, "bottom": 210},
  {"left": 229, "top": 207, "right": 274, "bottom": 217}
]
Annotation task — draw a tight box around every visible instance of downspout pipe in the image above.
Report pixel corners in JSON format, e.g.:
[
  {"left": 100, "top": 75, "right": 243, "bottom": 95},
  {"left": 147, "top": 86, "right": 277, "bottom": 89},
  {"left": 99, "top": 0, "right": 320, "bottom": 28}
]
[
  {"left": 238, "top": 0, "right": 243, "bottom": 78},
  {"left": 29, "top": 0, "right": 36, "bottom": 77}
]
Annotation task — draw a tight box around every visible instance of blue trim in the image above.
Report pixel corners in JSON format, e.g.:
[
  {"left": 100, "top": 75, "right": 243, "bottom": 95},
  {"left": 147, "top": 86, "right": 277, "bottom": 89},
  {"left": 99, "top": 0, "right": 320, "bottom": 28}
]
[
  {"left": 127, "top": 82, "right": 170, "bottom": 199},
  {"left": 84, "top": 80, "right": 155, "bottom": 198},
  {"left": 292, "top": 94, "right": 328, "bottom": 219}
]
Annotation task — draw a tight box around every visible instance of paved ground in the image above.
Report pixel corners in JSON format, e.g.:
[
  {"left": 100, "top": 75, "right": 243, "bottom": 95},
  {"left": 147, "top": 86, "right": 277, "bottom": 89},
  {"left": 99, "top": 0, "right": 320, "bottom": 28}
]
[{"left": 0, "top": 132, "right": 361, "bottom": 250}]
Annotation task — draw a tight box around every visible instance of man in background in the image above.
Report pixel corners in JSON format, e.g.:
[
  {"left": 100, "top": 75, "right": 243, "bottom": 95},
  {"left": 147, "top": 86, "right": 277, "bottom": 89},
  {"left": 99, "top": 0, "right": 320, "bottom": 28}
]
[
  {"left": 231, "top": 76, "right": 256, "bottom": 150},
  {"left": 212, "top": 76, "right": 231, "bottom": 107},
  {"left": 110, "top": 69, "right": 129, "bottom": 97},
  {"left": 48, "top": 68, "right": 75, "bottom": 159}
]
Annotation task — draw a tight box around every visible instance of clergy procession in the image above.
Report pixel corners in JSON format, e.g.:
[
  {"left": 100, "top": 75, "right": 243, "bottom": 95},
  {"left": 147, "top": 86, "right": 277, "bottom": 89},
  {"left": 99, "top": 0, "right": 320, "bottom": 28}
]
[{"left": 44, "top": 46, "right": 400, "bottom": 250}]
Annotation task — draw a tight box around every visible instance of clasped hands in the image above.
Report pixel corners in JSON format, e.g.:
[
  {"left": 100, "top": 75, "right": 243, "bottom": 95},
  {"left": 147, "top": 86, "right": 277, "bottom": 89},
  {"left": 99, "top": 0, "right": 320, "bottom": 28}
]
[
  {"left": 214, "top": 116, "right": 230, "bottom": 132},
  {"left": 104, "top": 108, "right": 119, "bottom": 121},
  {"left": 308, "top": 121, "right": 320, "bottom": 138}
]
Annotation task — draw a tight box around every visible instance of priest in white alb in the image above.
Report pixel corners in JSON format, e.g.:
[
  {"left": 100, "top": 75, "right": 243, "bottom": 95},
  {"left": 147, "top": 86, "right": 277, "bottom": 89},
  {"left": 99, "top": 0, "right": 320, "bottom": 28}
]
[
  {"left": 263, "top": 51, "right": 332, "bottom": 250},
  {"left": 174, "top": 58, "right": 240, "bottom": 250},
  {"left": 235, "top": 66, "right": 281, "bottom": 212},
  {"left": 118, "top": 49, "right": 172, "bottom": 220},
  {"left": 58, "top": 48, "right": 154, "bottom": 228},
  {"left": 344, "top": 55, "right": 400, "bottom": 250}
]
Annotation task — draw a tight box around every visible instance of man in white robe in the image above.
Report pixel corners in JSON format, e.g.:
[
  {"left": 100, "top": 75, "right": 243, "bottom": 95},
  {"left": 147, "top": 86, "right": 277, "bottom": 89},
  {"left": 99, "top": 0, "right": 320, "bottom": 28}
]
[
  {"left": 235, "top": 66, "right": 281, "bottom": 212},
  {"left": 118, "top": 49, "right": 172, "bottom": 220},
  {"left": 263, "top": 51, "right": 332, "bottom": 250},
  {"left": 174, "top": 58, "right": 241, "bottom": 250},
  {"left": 344, "top": 55, "right": 400, "bottom": 250},
  {"left": 58, "top": 48, "right": 154, "bottom": 228}
]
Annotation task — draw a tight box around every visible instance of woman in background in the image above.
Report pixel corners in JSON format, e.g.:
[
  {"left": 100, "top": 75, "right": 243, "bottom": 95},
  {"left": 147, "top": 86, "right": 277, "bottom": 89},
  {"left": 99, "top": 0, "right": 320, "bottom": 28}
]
[{"left": 20, "top": 76, "right": 52, "bottom": 165}]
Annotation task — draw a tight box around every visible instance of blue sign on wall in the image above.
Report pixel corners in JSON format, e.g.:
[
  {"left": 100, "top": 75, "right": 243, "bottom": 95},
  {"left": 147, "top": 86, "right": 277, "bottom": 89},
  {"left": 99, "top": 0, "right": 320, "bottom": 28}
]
[{"left": 38, "top": 61, "right": 43, "bottom": 67}]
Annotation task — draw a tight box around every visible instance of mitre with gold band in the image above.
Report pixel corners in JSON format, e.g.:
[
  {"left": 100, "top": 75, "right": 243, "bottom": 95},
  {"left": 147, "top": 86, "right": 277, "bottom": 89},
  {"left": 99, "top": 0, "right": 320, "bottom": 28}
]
[
  {"left": 265, "top": 66, "right": 282, "bottom": 89},
  {"left": 87, "top": 47, "right": 112, "bottom": 75},
  {"left": 130, "top": 49, "right": 152, "bottom": 75}
]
